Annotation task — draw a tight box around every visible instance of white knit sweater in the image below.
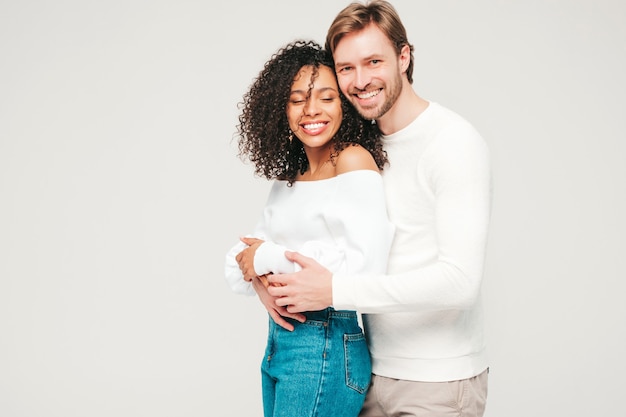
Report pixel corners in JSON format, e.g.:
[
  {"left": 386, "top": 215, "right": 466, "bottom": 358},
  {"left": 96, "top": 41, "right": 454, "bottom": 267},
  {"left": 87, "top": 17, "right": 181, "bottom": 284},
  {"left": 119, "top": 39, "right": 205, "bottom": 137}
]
[
  {"left": 332, "top": 102, "right": 492, "bottom": 382},
  {"left": 225, "top": 170, "right": 394, "bottom": 299}
]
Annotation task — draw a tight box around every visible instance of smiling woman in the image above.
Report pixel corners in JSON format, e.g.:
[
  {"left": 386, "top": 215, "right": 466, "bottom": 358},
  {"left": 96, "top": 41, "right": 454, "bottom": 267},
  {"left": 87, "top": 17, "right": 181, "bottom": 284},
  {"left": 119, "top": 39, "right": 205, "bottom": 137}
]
[
  {"left": 287, "top": 65, "right": 344, "bottom": 181},
  {"left": 1, "top": 1, "right": 624, "bottom": 416},
  {"left": 223, "top": 39, "right": 394, "bottom": 417}
]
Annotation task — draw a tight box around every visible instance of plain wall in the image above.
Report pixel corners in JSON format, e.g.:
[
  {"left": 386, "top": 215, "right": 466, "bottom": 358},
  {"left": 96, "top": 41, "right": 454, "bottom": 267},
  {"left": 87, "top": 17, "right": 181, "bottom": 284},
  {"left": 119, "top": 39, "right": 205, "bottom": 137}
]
[{"left": 1, "top": 1, "right": 624, "bottom": 416}]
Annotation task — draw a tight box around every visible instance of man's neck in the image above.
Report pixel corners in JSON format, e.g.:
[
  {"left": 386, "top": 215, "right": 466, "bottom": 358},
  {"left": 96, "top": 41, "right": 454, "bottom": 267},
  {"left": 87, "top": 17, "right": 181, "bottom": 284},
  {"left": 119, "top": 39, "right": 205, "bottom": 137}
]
[{"left": 377, "top": 82, "right": 429, "bottom": 135}]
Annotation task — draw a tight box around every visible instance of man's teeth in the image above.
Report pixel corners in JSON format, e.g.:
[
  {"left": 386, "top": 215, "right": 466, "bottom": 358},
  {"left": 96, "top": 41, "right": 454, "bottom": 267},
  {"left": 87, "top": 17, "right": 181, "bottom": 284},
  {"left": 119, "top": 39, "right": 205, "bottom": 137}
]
[
  {"left": 357, "top": 90, "right": 380, "bottom": 99},
  {"left": 304, "top": 123, "right": 325, "bottom": 129}
]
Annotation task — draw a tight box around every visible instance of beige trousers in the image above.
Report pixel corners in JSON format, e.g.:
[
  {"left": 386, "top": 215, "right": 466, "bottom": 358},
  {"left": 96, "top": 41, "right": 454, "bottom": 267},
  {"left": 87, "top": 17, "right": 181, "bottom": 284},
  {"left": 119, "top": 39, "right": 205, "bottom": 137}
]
[{"left": 359, "top": 368, "right": 488, "bottom": 417}]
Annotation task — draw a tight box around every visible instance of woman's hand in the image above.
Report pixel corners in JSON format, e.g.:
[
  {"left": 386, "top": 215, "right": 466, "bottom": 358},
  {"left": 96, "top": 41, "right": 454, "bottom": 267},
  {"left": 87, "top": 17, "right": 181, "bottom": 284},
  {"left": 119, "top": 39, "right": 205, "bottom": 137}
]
[
  {"left": 235, "top": 237, "right": 264, "bottom": 282},
  {"left": 251, "top": 278, "right": 305, "bottom": 331}
]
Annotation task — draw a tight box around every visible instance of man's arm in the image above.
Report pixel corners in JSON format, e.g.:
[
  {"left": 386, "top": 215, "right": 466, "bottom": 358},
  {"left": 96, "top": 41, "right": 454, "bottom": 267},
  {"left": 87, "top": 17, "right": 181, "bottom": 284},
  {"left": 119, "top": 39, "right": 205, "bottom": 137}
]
[
  {"left": 268, "top": 125, "right": 491, "bottom": 314},
  {"left": 266, "top": 251, "right": 333, "bottom": 313}
]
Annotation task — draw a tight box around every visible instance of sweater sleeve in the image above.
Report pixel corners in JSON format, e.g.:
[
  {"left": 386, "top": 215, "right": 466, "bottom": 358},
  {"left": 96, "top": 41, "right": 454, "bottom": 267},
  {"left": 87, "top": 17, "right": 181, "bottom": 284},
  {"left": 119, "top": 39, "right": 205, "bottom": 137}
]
[
  {"left": 224, "top": 181, "right": 279, "bottom": 295},
  {"left": 224, "top": 236, "right": 258, "bottom": 296},
  {"left": 224, "top": 234, "right": 294, "bottom": 296},
  {"left": 332, "top": 126, "right": 491, "bottom": 313},
  {"left": 323, "top": 170, "right": 394, "bottom": 278}
]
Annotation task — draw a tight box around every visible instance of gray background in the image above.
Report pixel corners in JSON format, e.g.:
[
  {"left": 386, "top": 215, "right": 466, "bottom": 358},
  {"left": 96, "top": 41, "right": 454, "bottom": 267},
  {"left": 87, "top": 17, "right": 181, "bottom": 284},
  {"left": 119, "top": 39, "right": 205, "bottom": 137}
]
[{"left": 1, "top": 0, "right": 624, "bottom": 416}]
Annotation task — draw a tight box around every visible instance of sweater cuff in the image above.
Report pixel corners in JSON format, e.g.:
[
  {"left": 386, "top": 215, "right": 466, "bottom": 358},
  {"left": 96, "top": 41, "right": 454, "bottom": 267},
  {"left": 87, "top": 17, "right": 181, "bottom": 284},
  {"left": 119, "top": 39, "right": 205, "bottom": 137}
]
[
  {"left": 254, "top": 242, "right": 295, "bottom": 275},
  {"left": 331, "top": 272, "right": 357, "bottom": 310}
]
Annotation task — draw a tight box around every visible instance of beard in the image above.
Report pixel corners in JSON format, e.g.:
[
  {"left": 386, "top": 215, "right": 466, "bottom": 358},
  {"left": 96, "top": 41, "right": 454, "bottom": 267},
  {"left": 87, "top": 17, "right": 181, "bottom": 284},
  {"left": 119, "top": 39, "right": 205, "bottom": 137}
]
[{"left": 348, "top": 71, "right": 403, "bottom": 121}]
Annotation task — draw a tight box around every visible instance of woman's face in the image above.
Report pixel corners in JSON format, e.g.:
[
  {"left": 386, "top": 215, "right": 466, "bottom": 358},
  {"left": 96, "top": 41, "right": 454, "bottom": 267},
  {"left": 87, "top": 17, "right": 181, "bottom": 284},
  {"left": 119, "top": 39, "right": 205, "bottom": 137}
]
[{"left": 286, "top": 65, "right": 342, "bottom": 150}]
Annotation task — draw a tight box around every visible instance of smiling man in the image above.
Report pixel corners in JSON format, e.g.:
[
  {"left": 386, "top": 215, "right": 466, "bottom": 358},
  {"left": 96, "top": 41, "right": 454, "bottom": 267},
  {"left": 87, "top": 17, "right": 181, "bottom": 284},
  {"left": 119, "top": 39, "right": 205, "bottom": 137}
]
[{"left": 264, "top": 1, "right": 493, "bottom": 416}]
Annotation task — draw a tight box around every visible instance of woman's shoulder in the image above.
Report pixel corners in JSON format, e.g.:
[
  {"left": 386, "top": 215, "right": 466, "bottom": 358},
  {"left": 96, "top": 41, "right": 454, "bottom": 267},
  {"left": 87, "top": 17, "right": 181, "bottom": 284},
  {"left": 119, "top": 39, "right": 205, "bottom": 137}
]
[{"left": 334, "top": 144, "right": 379, "bottom": 175}]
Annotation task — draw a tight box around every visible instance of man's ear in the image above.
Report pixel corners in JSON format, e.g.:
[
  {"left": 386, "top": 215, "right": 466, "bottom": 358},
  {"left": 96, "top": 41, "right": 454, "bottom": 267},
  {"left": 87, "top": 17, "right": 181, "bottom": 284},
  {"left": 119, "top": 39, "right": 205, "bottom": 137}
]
[{"left": 399, "top": 44, "right": 411, "bottom": 74}]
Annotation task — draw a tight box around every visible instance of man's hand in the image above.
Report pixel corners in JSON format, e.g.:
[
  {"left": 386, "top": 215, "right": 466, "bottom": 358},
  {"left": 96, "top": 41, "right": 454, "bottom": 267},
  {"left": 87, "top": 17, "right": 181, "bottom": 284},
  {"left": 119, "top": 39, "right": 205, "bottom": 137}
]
[
  {"left": 251, "top": 277, "right": 305, "bottom": 331},
  {"left": 236, "top": 237, "right": 264, "bottom": 282},
  {"left": 267, "top": 251, "right": 333, "bottom": 313}
]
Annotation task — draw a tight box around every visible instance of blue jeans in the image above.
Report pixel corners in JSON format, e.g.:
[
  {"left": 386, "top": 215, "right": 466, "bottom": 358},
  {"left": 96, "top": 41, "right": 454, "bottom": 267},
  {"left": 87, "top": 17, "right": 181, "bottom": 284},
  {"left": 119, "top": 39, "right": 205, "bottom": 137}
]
[{"left": 261, "top": 308, "right": 372, "bottom": 417}]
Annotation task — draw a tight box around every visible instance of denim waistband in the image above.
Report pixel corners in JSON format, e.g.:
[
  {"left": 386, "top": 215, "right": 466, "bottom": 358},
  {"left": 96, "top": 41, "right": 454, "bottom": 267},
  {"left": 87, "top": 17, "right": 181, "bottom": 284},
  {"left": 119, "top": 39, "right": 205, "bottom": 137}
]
[{"left": 303, "top": 308, "right": 357, "bottom": 322}]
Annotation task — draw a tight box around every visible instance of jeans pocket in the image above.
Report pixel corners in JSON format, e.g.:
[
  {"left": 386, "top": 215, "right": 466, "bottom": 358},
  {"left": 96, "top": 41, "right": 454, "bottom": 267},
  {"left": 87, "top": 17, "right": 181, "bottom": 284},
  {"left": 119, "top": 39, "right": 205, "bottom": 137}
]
[{"left": 344, "top": 332, "right": 372, "bottom": 394}]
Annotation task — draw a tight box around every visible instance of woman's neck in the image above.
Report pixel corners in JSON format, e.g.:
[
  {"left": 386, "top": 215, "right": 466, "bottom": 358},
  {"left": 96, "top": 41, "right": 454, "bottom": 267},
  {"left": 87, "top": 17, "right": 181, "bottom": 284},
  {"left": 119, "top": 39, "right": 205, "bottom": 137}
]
[{"left": 297, "top": 145, "right": 336, "bottom": 181}]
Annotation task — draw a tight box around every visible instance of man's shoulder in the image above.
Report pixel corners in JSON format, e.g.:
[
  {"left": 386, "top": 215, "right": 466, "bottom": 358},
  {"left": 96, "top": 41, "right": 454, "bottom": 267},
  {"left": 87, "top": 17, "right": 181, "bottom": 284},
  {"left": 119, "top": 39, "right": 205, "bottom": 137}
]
[
  {"left": 427, "top": 102, "right": 476, "bottom": 131},
  {"left": 420, "top": 103, "right": 488, "bottom": 158}
]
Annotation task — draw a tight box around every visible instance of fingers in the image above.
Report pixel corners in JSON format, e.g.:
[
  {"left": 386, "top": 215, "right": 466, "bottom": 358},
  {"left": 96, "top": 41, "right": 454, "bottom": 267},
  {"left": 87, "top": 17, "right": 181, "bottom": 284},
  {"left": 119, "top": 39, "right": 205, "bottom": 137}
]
[
  {"left": 266, "top": 285, "right": 319, "bottom": 314},
  {"left": 268, "top": 290, "right": 288, "bottom": 305},
  {"left": 236, "top": 240, "right": 263, "bottom": 281},
  {"left": 268, "top": 310, "right": 295, "bottom": 331},
  {"left": 251, "top": 276, "right": 305, "bottom": 330},
  {"left": 284, "top": 250, "right": 310, "bottom": 265},
  {"left": 274, "top": 306, "right": 306, "bottom": 324},
  {"left": 258, "top": 274, "right": 270, "bottom": 288},
  {"left": 266, "top": 280, "right": 287, "bottom": 297},
  {"left": 250, "top": 277, "right": 265, "bottom": 293},
  {"left": 238, "top": 255, "right": 255, "bottom": 282},
  {"left": 268, "top": 294, "right": 307, "bottom": 316},
  {"left": 265, "top": 273, "right": 287, "bottom": 288},
  {"left": 285, "top": 303, "right": 306, "bottom": 314},
  {"left": 240, "top": 236, "right": 263, "bottom": 246},
  {"left": 283, "top": 311, "right": 306, "bottom": 323},
  {"left": 241, "top": 269, "right": 254, "bottom": 282}
]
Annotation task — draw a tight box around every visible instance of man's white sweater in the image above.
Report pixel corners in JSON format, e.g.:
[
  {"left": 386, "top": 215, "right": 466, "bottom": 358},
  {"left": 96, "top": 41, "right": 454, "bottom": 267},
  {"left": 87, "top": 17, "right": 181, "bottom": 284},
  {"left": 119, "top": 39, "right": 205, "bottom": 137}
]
[{"left": 332, "top": 102, "right": 492, "bottom": 382}]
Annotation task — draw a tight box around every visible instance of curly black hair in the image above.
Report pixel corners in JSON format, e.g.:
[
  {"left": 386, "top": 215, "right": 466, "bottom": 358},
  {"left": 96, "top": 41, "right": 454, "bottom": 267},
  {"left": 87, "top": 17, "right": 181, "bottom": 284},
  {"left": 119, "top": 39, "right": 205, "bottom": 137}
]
[{"left": 235, "top": 40, "right": 387, "bottom": 186}]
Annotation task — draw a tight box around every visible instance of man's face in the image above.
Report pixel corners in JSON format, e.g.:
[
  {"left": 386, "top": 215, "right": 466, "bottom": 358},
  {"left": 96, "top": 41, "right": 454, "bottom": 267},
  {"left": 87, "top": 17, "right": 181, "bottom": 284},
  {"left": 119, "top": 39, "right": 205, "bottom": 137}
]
[{"left": 333, "top": 23, "right": 404, "bottom": 121}]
